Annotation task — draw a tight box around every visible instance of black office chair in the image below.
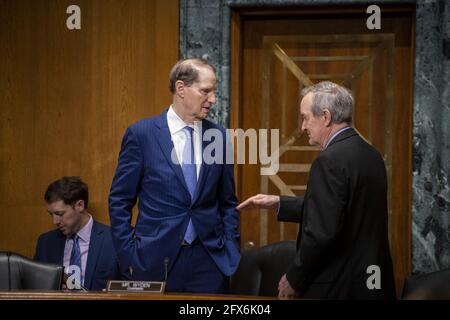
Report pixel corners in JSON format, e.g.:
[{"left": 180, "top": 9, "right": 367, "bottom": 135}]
[
  {"left": 0, "top": 251, "right": 64, "bottom": 290},
  {"left": 230, "top": 240, "right": 296, "bottom": 297},
  {"left": 401, "top": 268, "right": 450, "bottom": 300}
]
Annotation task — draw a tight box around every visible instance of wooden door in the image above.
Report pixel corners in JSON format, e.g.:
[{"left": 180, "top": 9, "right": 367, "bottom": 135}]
[{"left": 231, "top": 5, "right": 414, "bottom": 294}]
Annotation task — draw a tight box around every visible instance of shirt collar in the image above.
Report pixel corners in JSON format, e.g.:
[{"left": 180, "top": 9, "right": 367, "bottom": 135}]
[
  {"left": 324, "top": 126, "right": 351, "bottom": 149},
  {"left": 74, "top": 215, "right": 93, "bottom": 243},
  {"left": 167, "top": 105, "right": 200, "bottom": 135}
]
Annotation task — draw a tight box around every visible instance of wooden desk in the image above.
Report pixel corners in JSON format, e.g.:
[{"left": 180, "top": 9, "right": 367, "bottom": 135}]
[{"left": 0, "top": 291, "right": 275, "bottom": 300}]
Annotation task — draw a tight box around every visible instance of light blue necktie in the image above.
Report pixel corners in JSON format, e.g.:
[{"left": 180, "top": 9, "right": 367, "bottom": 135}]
[
  {"left": 181, "top": 126, "right": 197, "bottom": 244},
  {"left": 69, "top": 234, "right": 83, "bottom": 284}
]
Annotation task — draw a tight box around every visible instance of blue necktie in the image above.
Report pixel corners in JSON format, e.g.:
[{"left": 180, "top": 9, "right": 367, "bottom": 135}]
[
  {"left": 69, "top": 235, "right": 83, "bottom": 285},
  {"left": 181, "top": 126, "right": 197, "bottom": 244}
]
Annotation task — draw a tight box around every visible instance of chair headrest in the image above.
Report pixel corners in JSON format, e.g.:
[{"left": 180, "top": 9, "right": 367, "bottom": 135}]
[{"left": 0, "top": 251, "right": 64, "bottom": 290}]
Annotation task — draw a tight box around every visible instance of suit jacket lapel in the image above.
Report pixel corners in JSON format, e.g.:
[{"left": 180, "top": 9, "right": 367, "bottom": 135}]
[
  {"left": 55, "top": 231, "right": 66, "bottom": 265},
  {"left": 155, "top": 111, "right": 191, "bottom": 195},
  {"left": 84, "top": 221, "right": 104, "bottom": 290}
]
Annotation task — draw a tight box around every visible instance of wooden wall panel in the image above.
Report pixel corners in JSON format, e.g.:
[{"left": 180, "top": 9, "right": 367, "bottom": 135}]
[{"left": 0, "top": 0, "right": 179, "bottom": 257}]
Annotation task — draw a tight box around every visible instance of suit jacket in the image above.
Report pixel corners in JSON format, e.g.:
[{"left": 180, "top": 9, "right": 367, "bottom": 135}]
[
  {"left": 34, "top": 220, "right": 121, "bottom": 291},
  {"left": 108, "top": 110, "right": 240, "bottom": 281},
  {"left": 278, "top": 128, "right": 396, "bottom": 299}
]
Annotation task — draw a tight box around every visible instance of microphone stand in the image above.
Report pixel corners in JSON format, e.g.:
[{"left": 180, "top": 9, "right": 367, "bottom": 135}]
[
  {"left": 7, "top": 252, "right": 11, "bottom": 291},
  {"left": 163, "top": 257, "right": 170, "bottom": 292}
]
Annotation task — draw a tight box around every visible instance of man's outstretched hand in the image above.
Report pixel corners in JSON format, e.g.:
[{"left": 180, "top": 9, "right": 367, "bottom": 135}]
[
  {"left": 236, "top": 194, "right": 280, "bottom": 211},
  {"left": 278, "top": 274, "right": 298, "bottom": 299}
]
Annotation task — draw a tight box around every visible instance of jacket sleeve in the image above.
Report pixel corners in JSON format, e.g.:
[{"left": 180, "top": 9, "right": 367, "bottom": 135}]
[
  {"left": 218, "top": 132, "right": 240, "bottom": 246},
  {"left": 34, "top": 235, "right": 44, "bottom": 261},
  {"left": 278, "top": 195, "right": 304, "bottom": 223},
  {"left": 108, "top": 127, "right": 143, "bottom": 274},
  {"left": 286, "top": 155, "right": 348, "bottom": 293}
]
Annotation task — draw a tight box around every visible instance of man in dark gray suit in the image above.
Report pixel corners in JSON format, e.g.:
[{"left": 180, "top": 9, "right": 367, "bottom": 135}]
[{"left": 238, "top": 81, "right": 396, "bottom": 299}]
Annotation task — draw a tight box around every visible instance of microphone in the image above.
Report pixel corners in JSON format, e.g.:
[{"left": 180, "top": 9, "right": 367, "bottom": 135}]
[{"left": 164, "top": 257, "right": 170, "bottom": 282}]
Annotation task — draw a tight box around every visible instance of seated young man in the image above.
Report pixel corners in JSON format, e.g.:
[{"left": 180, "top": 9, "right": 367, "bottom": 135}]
[{"left": 35, "top": 176, "right": 121, "bottom": 291}]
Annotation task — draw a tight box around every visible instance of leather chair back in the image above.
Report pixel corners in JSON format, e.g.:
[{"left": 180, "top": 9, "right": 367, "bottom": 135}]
[
  {"left": 0, "top": 251, "right": 63, "bottom": 290},
  {"left": 401, "top": 268, "right": 450, "bottom": 300},
  {"left": 230, "top": 241, "right": 296, "bottom": 297}
]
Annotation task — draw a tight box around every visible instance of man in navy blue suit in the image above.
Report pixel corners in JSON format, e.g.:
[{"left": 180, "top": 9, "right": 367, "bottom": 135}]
[
  {"left": 109, "top": 58, "right": 240, "bottom": 293},
  {"left": 35, "top": 176, "right": 121, "bottom": 291}
]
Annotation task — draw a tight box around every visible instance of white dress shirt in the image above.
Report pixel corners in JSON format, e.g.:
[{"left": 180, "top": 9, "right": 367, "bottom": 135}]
[{"left": 167, "top": 106, "right": 202, "bottom": 178}]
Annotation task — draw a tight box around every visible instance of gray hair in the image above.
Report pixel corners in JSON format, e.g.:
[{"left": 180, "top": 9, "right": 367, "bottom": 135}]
[
  {"left": 169, "top": 58, "right": 216, "bottom": 94},
  {"left": 301, "top": 81, "right": 353, "bottom": 125}
]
